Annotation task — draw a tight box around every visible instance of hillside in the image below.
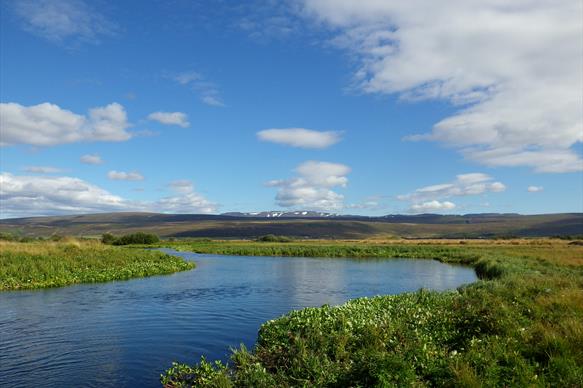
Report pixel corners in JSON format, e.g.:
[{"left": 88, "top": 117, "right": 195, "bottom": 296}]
[{"left": 1, "top": 212, "right": 581, "bottom": 239}]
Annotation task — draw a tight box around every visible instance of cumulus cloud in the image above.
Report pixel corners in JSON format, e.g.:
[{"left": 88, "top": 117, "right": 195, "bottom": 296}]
[
  {"left": 107, "top": 170, "right": 144, "bottom": 181},
  {"left": 0, "top": 102, "right": 131, "bottom": 147},
  {"left": 23, "top": 166, "right": 62, "bottom": 174},
  {"left": 257, "top": 128, "right": 342, "bottom": 149},
  {"left": 300, "top": 0, "right": 583, "bottom": 173},
  {"left": 267, "top": 161, "right": 350, "bottom": 211},
  {"left": 399, "top": 173, "right": 505, "bottom": 212},
  {"left": 147, "top": 111, "right": 190, "bottom": 128},
  {"left": 0, "top": 173, "right": 217, "bottom": 218},
  {"left": 156, "top": 179, "right": 217, "bottom": 214},
  {"left": 410, "top": 200, "right": 456, "bottom": 213},
  {"left": 527, "top": 186, "right": 544, "bottom": 193},
  {"left": 11, "top": 0, "right": 116, "bottom": 45},
  {"left": 171, "top": 71, "right": 225, "bottom": 107},
  {"left": 80, "top": 154, "right": 103, "bottom": 165},
  {"left": 0, "top": 172, "right": 126, "bottom": 218}
]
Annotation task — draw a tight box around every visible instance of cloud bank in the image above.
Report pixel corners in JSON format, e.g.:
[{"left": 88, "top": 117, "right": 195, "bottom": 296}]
[
  {"left": 399, "top": 173, "right": 506, "bottom": 213},
  {"left": 301, "top": 0, "right": 583, "bottom": 173},
  {"left": 0, "top": 173, "right": 217, "bottom": 218}
]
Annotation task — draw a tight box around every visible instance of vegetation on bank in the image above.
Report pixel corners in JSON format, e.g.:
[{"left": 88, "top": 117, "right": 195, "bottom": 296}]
[
  {"left": 0, "top": 239, "right": 194, "bottom": 291},
  {"left": 102, "top": 232, "right": 161, "bottom": 245},
  {"left": 256, "top": 234, "right": 295, "bottom": 243},
  {"left": 161, "top": 239, "right": 583, "bottom": 387}
]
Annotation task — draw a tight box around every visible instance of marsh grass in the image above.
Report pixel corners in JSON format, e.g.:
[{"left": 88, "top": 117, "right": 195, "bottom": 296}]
[
  {"left": 0, "top": 239, "right": 194, "bottom": 290},
  {"left": 161, "top": 239, "right": 583, "bottom": 387}
]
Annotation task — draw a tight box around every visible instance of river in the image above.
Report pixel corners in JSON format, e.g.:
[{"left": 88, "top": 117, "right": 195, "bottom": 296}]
[{"left": 0, "top": 250, "right": 477, "bottom": 387}]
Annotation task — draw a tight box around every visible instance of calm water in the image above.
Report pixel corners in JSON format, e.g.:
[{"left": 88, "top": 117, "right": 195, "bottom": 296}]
[{"left": 0, "top": 250, "right": 477, "bottom": 387}]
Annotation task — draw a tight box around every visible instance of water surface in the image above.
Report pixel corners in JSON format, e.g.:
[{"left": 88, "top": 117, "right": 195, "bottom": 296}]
[{"left": 0, "top": 250, "right": 477, "bottom": 387}]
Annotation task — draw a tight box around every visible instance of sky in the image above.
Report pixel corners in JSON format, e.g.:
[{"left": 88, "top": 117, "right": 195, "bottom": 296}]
[{"left": 0, "top": 0, "right": 582, "bottom": 218}]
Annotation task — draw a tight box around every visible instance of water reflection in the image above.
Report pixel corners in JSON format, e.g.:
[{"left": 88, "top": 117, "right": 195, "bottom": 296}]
[{"left": 0, "top": 250, "right": 476, "bottom": 388}]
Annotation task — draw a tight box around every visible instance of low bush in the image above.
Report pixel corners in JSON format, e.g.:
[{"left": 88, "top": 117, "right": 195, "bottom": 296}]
[
  {"left": 112, "top": 232, "right": 160, "bottom": 245},
  {"left": 101, "top": 232, "right": 117, "bottom": 244},
  {"left": 256, "top": 235, "right": 294, "bottom": 243}
]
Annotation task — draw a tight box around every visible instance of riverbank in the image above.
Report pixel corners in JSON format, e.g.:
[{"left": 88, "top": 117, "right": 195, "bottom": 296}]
[
  {"left": 161, "top": 239, "right": 583, "bottom": 387},
  {"left": 0, "top": 240, "right": 194, "bottom": 291}
]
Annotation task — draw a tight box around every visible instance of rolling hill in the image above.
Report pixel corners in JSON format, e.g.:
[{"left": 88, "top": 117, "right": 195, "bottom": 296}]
[{"left": 1, "top": 212, "right": 581, "bottom": 239}]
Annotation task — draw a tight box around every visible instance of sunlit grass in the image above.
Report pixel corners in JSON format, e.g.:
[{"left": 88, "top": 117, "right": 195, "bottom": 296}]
[
  {"left": 161, "top": 238, "right": 583, "bottom": 387},
  {"left": 0, "top": 239, "right": 194, "bottom": 291}
]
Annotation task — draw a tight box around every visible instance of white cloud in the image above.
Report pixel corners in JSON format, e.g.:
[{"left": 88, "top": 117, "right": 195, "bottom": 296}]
[
  {"left": 300, "top": 0, "right": 583, "bottom": 173},
  {"left": 0, "top": 102, "right": 131, "bottom": 147},
  {"left": 80, "top": 154, "right": 103, "bottom": 165},
  {"left": 156, "top": 179, "right": 217, "bottom": 214},
  {"left": 0, "top": 172, "right": 126, "bottom": 218},
  {"left": 410, "top": 200, "right": 456, "bottom": 213},
  {"left": 0, "top": 173, "right": 217, "bottom": 218},
  {"left": 171, "top": 71, "right": 225, "bottom": 107},
  {"left": 11, "top": 0, "right": 115, "bottom": 45},
  {"left": 257, "top": 128, "right": 342, "bottom": 149},
  {"left": 489, "top": 182, "right": 506, "bottom": 193},
  {"left": 147, "top": 111, "right": 190, "bottom": 128},
  {"left": 201, "top": 96, "right": 225, "bottom": 107},
  {"left": 399, "top": 173, "right": 505, "bottom": 212},
  {"left": 346, "top": 200, "right": 380, "bottom": 210},
  {"left": 527, "top": 186, "right": 544, "bottom": 193},
  {"left": 168, "top": 179, "right": 195, "bottom": 194},
  {"left": 23, "top": 166, "right": 62, "bottom": 174},
  {"left": 107, "top": 170, "right": 144, "bottom": 181},
  {"left": 267, "top": 161, "right": 350, "bottom": 211}
]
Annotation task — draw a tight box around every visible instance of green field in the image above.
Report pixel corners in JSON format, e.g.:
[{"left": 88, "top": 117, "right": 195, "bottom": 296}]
[
  {"left": 0, "top": 239, "right": 194, "bottom": 291},
  {"left": 161, "top": 239, "right": 583, "bottom": 387}
]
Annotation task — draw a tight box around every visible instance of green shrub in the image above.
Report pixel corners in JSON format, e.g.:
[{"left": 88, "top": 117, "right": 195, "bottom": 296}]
[
  {"left": 101, "top": 233, "right": 117, "bottom": 244},
  {"left": 256, "top": 235, "right": 294, "bottom": 243},
  {"left": 161, "top": 358, "right": 232, "bottom": 388},
  {"left": 112, "top": 232, "right": 160, "bottom": 245}
]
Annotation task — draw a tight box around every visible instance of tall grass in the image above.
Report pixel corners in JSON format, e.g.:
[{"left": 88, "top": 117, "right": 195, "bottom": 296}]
[
  {"left": 0, "top": 239, "right": 194, "bottom": 291},
  {"left": 161, "top": 239, "right": 583, "bottom": 387}
]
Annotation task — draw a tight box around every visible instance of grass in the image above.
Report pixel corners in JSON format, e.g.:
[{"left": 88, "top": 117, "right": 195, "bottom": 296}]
[
  {"left": 0, "top": 239, "right": 194, "bottom": 291},
  {"left": 161, "top": 238, "right": 583, "bottom": 387}
]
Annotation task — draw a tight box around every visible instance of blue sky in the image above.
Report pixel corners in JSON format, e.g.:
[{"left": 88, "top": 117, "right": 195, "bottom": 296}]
[{"left": 1, "top": 0, "right": 582, "bottom": 218}]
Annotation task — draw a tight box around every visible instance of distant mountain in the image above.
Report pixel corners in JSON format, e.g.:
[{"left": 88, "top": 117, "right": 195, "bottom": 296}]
[
  {"left": 221, "top": 211, "right": 338, "bottom": 218},
  {"left": 1, "top": 212, "right": 581, "bottom": 239}
]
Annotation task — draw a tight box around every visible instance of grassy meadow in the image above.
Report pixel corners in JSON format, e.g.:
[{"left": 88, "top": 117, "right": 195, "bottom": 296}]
[
  {"left": 161, "top": 238, "right": 583, "bottom": 387},
  {"left": 0, "top": 239, "right": 194, "bottom": 291}
]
